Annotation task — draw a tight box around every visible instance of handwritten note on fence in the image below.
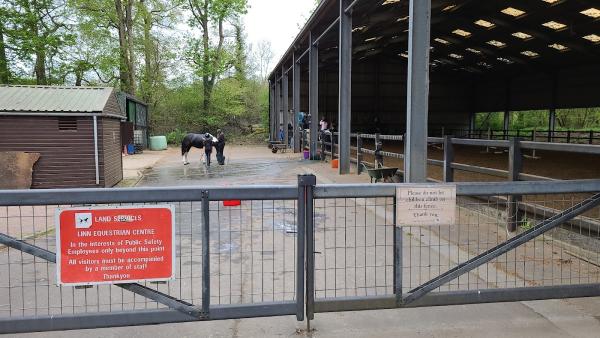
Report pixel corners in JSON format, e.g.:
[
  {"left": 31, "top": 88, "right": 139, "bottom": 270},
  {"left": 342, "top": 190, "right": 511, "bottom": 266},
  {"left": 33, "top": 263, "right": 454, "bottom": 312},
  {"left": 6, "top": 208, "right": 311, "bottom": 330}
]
[{"left": 396, "top": 185, "right": 456, "bottom": 226}]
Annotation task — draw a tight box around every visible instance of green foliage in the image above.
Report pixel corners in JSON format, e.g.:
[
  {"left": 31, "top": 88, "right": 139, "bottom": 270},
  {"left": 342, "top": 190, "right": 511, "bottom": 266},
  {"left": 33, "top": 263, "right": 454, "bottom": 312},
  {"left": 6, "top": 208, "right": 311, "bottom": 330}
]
[
  {"left": 475, "top": 109, "right": 600, "bottom": 131},
  {"left": 166, "top": 129, "right": 187, "bottom": 145}
]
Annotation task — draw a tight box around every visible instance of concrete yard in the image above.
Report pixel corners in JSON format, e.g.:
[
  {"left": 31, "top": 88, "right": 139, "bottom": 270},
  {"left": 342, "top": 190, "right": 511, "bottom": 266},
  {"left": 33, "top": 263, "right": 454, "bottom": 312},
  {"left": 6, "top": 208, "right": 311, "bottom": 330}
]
[{"left": 4, "top": 145, "right": 600, "bottom": 338}]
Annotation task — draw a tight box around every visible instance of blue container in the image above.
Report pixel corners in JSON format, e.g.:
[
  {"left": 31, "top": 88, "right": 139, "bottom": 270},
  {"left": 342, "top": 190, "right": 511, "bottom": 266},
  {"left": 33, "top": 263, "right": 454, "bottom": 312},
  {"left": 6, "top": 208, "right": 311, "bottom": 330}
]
[{"left": 127, "top": 144, "right": 135, "bottom": 155}]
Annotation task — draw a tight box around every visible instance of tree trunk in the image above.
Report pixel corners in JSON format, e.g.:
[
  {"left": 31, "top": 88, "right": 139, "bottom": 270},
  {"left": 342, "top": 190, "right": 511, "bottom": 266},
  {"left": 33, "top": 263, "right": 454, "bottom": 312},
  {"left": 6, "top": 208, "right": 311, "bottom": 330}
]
[
  {"left": 125, "top": 0, "right": 136, "bottom": 94},
  {"left": 0, "top": 23, "right": 10, "bottom": 83},
  {"left": 140, "top": 0, "right": 153, "bottom": 104},
  {"left": 201, "top": 1, "right": 210, "bottom": 111}
]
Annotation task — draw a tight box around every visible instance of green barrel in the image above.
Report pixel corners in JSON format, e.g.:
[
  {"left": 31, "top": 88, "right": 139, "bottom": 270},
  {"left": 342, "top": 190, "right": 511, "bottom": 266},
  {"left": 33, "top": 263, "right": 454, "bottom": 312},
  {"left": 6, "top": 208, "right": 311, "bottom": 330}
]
[{"left": 149, "top": 136, "right": 168, "bottom": 150}]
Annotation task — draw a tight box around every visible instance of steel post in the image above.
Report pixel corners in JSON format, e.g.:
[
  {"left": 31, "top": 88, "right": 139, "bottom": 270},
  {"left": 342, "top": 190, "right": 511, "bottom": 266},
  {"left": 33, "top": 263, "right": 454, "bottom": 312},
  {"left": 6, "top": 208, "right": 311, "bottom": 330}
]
[
  {"left": 303, "top": 175, "right": 316, "bottom": 322},
  {"left": 282, "top": 68, "right": 289, "bottom": 146},
  {"left": 293, "top": 57, "right": 301, "bottom": 153},
  {"left": 503, "top": 110, "right": 510, "bottom": 138},
  {"left": 296, "top": 176, "right": 309, "bottom": 321},
  {"left": 338, "top": 0, "right": 352, "bottom": 174},
  {"left": 202, "top": 190, "right": 210, "bottom": 316},
  {"left": 275, "top": 79, "right": 281, "bottom": 141},
  {"left": 508, "top": 138, "right": 523, "bottom": 232},
  {"left": 549, "top": 109, "right": 556, "bottom": 142},
  {"left": 395, "top": 228, "right": 403, "bottom": 307},
  {"left": 309, "top": 33, "right": 319, "bottom": 159},
  {"left": 270, "top": 83, "right": 275, "bottom": 141},
  {"left": 404, "top": 0, "right": 431, "bottom": 183},
  {"left": 443, "top": 135, "right": 454, "bottom": 182},
  {"left": 356, "top": 135, "right": 363, "bottom": 174}
]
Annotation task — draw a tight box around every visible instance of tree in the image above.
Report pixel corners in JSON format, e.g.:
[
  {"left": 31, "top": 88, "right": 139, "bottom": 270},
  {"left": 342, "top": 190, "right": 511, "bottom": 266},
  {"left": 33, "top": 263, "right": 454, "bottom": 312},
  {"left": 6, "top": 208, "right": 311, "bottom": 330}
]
[
  {"left": 4, "top": 0, "right": 74, "bottom": 85},
  {"left": 0, "top": 7, "right": 11, "bottom": 83},
  {"left": 187, "top": 0, "right": 248, "bottom": 111},
  {"left": 251, "top": 40, "right": 273, "bottom": 81}
]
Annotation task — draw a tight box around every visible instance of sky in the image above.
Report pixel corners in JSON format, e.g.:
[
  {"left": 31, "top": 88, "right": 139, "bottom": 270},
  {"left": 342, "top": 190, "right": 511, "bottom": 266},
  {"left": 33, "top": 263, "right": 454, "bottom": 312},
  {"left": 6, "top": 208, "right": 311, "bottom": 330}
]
[{"left": 244, "top": 0, "right": 316, "bottom": 67}]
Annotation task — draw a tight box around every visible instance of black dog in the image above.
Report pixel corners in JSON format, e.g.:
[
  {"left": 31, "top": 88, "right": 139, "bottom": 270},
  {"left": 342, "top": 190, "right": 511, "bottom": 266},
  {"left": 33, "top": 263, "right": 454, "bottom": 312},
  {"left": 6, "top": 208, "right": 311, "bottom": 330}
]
[{"left": 181, "top": 133, "right": 206, "bottom": 165}]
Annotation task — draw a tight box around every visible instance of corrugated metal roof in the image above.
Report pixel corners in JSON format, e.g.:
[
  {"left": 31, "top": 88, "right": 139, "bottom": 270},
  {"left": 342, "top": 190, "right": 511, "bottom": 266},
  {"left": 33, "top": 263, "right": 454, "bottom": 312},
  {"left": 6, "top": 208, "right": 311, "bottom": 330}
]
[{"left": 0, "top": 85, "right": 116, "bottom": 113}]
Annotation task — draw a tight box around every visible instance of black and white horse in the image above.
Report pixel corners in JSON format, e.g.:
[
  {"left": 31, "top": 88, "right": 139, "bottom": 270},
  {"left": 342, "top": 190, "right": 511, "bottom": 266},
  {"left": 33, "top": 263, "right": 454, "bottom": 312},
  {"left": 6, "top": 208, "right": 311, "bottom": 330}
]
[{"left": 181, "top": 133, "right": 217, "bottom": 165}]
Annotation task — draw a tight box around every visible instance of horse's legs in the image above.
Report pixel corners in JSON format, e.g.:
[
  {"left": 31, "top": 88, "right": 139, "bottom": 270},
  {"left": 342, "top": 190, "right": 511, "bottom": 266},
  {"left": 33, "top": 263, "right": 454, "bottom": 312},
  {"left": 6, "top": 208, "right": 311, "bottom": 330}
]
[{"left": 183, "top": 152, "right": 189, "bottom": 165}]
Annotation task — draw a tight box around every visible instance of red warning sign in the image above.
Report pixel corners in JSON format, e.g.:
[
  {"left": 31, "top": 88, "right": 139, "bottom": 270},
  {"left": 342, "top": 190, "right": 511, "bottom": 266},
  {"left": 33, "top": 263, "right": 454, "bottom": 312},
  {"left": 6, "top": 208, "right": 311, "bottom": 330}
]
[{"left": 56, "top": 205, "right": 175, "bottom": 286}]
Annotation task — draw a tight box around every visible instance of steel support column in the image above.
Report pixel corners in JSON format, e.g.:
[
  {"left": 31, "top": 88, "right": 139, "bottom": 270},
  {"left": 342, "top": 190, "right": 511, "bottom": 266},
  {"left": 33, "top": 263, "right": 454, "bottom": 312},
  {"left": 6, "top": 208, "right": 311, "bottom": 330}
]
[
  {"left": 275, "top": 78, "right": 281, "bottom": 141},
  {"left": 309, "top": 33, "right": 319, "bottom": 159},
  {"left": 404, "top": 0, "right": 431, "bottom": 183},
  {"left": 338, "top": 0, "right": 352, "bottom": 174},
  {"left": 293, "top": 56, "right": 301, "bottom": 153},
  {"left": 503, "top": 110, "right": 510, "bottom": 136},
  {"left": 269, "top": 82, "right": 274, "bottom": 141},
  {"left": 549, "top": 109, "right": 556, "bottom": 142},
  {"left": 282, "top": 67, "right": 289, "bottom": 146}
]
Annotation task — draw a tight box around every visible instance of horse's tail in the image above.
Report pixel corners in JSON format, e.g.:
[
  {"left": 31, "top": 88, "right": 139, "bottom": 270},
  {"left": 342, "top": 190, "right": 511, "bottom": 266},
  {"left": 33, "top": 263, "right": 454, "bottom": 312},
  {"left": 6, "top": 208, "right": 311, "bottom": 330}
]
[{"left": 181, "top": 133, "right": 191, "bottom": 155}]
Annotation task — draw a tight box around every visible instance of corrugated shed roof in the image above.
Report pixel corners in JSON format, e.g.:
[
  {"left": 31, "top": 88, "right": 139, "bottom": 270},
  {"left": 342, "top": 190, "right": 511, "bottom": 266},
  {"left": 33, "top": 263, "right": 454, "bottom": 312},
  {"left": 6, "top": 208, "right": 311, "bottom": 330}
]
[{"left": 0, "top": 85, "right": 117, "bottom": 114}]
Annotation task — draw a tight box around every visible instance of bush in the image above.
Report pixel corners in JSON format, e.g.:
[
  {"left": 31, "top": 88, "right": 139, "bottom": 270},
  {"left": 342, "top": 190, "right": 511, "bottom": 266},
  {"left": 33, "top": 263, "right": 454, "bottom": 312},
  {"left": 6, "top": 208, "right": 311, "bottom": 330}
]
[{"left": 166, "top": 129, "right": 187, "bottom": 145}]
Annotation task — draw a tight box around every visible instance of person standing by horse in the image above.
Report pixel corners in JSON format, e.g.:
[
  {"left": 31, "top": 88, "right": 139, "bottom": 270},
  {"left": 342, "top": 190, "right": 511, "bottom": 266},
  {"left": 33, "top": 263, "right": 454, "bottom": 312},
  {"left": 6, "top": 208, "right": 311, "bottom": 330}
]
[
  {"left": 215, "top": 129, "right": 226, "bottom": 165},
  {"left": 203, "top": 133, "right": 215, "bottom": 166}
]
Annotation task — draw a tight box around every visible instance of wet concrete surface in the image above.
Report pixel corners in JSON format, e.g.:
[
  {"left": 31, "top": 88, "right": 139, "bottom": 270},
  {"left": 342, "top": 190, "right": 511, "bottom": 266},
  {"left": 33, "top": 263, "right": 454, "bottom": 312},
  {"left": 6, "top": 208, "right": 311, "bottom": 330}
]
[{"left": 136, "top": 147, "right": 320, "bottom": 187}]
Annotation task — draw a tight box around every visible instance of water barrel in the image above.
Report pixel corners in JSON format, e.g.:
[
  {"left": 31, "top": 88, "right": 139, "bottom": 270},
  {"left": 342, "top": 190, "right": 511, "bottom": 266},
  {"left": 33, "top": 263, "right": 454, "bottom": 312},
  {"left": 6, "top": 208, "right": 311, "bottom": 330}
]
[{"left": 149, "top": 136, "right": 168, "bottom": 150}]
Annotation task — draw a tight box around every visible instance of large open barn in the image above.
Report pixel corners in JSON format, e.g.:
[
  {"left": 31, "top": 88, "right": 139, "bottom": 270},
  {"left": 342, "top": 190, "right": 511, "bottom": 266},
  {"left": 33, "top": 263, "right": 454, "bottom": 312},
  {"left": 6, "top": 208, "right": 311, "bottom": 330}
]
[{"left": 268, "top": 0, "right": 600, "bottom": 177}]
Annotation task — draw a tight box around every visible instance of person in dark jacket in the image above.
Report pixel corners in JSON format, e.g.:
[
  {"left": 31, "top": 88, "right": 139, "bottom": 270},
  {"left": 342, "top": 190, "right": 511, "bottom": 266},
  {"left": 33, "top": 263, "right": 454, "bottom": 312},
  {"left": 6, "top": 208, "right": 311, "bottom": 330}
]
[
  {"left": 203, "top": 133, "right": 214, "bottom": 166},
  {"left": 215, "top": 129, "right": 226, "bottom": 165}
]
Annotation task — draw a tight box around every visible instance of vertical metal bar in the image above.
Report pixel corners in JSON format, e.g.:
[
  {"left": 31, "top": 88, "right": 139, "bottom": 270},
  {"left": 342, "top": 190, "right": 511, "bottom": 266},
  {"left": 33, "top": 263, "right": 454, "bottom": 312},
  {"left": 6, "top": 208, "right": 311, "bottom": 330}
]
[
  {"left": 443, "top": 135, "right": 454, "bottom": 182},
  {"left": 356, "top": 134, "right": 363, "bottom": 174},
  {"left": 469, "top": 112, "right": 475, "bottom": 136},
  {"left": 283, "top": 67, "right": 289, "bottom": 146},
  {"left": 201, "top": 190, "right": 210, "bottom": 315},
  {"left": 303, "top": 175, "right": 316, "bottom": 321},
  {"left": 269, "top": 82, "right": 275, "bottom": 141},
  {"left": 296, "top": 176, "right": 306, "bottom": 321},
  {"left": 293, "top": 56, "right": 301, "bottom": 153},
  {"left": 404, "top": 0, "right": 431, "bottom": 183},
  {"left": 309, "top": 33, "right": 319, "bottom": 159},
  {"left": 275, "top": 78, "right": 281, "bottom": 141},
  {"left": 508, "top": 139, "right": 522, "bottom": 232},
  {"left": 590, "top": 130, "right": 594, "bottom": 145},
  {"left": 338, "top": 0, "right": 352, "bottom": 174},
  {"left": 548, "top": 109, "right": 556, "bottom": 142},
  {"left": 395, "top": 227, "right": 403, "bottom": 307}
]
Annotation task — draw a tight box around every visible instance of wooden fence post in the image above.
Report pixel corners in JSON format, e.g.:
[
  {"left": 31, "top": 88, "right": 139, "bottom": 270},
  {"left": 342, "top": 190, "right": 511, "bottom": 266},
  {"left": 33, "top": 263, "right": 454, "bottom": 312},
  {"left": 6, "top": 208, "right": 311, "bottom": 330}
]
[{"left": 508, "top": 138, "right": 523, "bottom": 233}]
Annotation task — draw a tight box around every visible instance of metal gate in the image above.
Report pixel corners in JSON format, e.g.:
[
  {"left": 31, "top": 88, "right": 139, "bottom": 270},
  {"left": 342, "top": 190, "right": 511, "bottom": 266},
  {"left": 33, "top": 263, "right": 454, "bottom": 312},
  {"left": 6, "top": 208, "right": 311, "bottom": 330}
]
[{"left": 2, "top": 177, "right": 600, "bottom": 333}]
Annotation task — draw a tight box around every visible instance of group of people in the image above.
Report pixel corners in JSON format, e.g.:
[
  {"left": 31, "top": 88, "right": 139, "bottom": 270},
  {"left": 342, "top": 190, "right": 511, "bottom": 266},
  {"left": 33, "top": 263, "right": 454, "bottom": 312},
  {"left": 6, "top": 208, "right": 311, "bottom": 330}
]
[{"left": 203, "top": 129, "right": 226, "bottom": 166}]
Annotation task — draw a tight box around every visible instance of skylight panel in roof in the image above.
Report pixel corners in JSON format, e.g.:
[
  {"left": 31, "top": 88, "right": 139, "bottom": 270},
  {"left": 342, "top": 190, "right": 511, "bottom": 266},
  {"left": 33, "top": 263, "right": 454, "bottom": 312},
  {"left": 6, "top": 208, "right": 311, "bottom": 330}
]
[
  {"left": 466, "top": 48, "right": 482, "bottom": 54},
  {"left": 487, "top": 40, "right": 506, "bottom": 48},
  {"left": 382, "top": 0, "right": 400, "bottom": 5},
  {"left": 521, "top": 50, "right": 540, "bottom": 57},
  {"left": 399, "top": 52, "right": 408, "bottom": 58},
  {"left": 397, "top": 16, "right": 409, "bottom": 22},
  {"left": 581, "top": 8, "right": 600, "bottom": 18},
  {"left": 496, "top": 57, "right": 514, "bottom": 64},
  {"left": 501, "top": 7, "right": 526, "bottom": 17},
  {"left": 583, "top": 34, "right": 600, "bottom": 43},
  {"left": 542, "top": 21, "right": 567, "bottom": 30},
  {"left": 365, "top": 37, "right": 380, "bottom": 42},
  {"left": 434, "top": 38, "right": 450, "bottom": 44},
  {"left": 477, "top": 61, "right": 493, "bottom": 68},
  {"left": 452, "top": 29, "right": 472, "bottom": 37},
  {"left": 512, "top": 32, "right": 533, "bottom": 40},
  {"left": 449, "top": 53, "right": 463, "bottom": 59},
  {"left": 352, "top": 26, "right": 366, "bottom": 33},
  {"left": 442, "top": 5, "right": 456, "bottom": 12},
  {"left": 475, "top": 20, "right": 495, "bottom": 28},
  {"left": 542, "top": 0, "right": 560, "bottom": 4},
  {"left": 548, "top": 43, "right": 569, "bottom": 51}
]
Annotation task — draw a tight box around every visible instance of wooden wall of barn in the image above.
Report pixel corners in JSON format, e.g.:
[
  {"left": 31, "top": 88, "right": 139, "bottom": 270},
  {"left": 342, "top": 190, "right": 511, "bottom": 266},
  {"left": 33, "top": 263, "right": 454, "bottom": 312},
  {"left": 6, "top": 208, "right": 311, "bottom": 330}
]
[
  {"left": 98, "top": 118, "right": 123, "bottom": 188},
  {"left": 0, "top": 116, "right": 99, "bottom": 188}
]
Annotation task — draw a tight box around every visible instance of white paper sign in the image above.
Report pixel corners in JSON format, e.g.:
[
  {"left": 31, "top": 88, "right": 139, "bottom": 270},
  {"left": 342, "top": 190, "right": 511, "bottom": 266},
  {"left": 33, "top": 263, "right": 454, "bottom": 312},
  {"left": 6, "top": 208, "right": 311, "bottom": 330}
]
[{"left": 396, "top": 185, "right": 456, "bottom": 226}]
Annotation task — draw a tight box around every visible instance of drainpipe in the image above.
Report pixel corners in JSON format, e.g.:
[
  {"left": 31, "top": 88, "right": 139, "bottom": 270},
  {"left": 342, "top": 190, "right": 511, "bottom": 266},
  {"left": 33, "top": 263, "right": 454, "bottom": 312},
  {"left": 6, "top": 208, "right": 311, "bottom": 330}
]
[{"left": 93, "top": 116, "right": 100, "bottom": 185}]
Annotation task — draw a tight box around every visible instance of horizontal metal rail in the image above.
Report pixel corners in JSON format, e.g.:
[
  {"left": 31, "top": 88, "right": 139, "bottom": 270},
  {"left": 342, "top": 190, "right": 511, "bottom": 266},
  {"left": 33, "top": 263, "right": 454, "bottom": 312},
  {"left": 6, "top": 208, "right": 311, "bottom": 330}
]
[
  {"left": 314, "top": 179, "right": 600, "bottom": 198},
  {"left": 0, "top": 186, "right": 298, "bottom": 206},
  {"left": 313, "top": 284, "right": 600, "bottom": 313},
  {"left": 0, "top": 302, "right": 297, "bottom": 334}
]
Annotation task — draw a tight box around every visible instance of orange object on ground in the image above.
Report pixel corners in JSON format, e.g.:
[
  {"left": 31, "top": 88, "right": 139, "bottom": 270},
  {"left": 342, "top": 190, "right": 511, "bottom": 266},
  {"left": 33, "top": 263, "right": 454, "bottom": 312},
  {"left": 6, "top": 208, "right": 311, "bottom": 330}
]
[
  {"left": 331, "top": 159, "right": 339, "bottom": 168},
  {"left": 223, "top": 200, "right": 241, "bottom": 207}
]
